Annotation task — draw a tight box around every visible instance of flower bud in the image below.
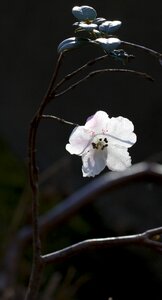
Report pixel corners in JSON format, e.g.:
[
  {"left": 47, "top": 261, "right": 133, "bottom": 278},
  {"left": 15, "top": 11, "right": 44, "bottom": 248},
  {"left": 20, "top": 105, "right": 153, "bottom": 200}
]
[
  {"left": 99, "top": 20, "right": 122, "bottom": 34},
  {"left": 72, "top": 6, "right": 97, "bottom": 21},
  {"left": 57, "top": 37, "right": 91, "bottom": 53}
]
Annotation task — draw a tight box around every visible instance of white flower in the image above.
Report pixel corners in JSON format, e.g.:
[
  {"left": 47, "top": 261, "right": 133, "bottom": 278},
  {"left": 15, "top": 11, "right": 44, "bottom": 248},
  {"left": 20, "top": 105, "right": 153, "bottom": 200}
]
[{"left": 66, "top": 111, "right": 137, "bottom": 177}]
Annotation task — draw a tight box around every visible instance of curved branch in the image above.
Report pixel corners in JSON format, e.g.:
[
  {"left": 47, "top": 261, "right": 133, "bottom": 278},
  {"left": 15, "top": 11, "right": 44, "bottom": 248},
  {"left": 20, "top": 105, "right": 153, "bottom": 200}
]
[
  {"left": 50, "top": 54, "right": 109, "bottom": 96},
  {"left": 42, "top": 227, "right": 162, "bottom": 265},
  {"left": 54, "top": 68, "right": 153, "bottom": 98},
  {"left": 13, "top": 162, "right": 162, "bottom": 245},
  {"left": 2, "top": 162, "right": 162, "bottom": 290},
  {"left": 51, "top": 41, "right": 162, "bottom": 98},
  {"left": 122, "top": 41, "right": 162, "bottom": 59}
]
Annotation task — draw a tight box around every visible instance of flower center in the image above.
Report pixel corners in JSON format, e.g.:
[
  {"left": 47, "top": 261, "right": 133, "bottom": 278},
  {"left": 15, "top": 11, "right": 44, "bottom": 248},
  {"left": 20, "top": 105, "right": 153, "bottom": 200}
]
[
  {"left": 85, "top": 19, "right": 92, "bottom": 24},
  {"left": 91, "top": 136, "right": 108, "bottom": 150}
]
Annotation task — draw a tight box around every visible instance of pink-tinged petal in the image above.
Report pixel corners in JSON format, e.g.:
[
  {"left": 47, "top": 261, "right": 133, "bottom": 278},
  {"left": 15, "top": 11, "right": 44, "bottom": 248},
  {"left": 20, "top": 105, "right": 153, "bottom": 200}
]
[
  {"left": 85, "top": 111, "right": 110, "bottom": 133},
  {"left": 66, "top": 126, "right": 91, "bottom": 155},
  {"left": 108, "top": 116, "right": 137, "bottom": 148},
  {"left": 106, "top": 145, "right": 132, "bottom": 171},
  {"left": 82, "top": 148, "right": 107, "bottom": 177}
]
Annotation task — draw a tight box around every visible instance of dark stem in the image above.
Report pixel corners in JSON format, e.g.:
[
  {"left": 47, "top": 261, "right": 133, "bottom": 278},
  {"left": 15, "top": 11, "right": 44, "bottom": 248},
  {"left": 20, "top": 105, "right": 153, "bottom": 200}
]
[
  {"left": 25, "top": 53, "right": 63, "bottom": 300},
  {"left": 28, "top": 53, "right": 64, "bottom": 189},
  {"left": 50, "top": 53, "right": 109, "bottom": 96},
  {"left": 122, "top": 40, "right": 162, "bottom": 58}
]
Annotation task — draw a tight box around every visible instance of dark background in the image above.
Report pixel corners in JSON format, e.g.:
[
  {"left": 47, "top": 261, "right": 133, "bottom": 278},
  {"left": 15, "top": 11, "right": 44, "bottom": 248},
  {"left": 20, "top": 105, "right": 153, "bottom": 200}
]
[{"left": 0, "top": 0, "right": 162, "bottom": 299}]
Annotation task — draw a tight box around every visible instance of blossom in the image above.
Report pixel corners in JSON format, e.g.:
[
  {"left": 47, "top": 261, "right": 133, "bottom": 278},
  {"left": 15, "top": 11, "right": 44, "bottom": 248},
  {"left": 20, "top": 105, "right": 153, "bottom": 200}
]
[
  {"left": 66, "top": 111, "right": 137, "bottom": 177},
  {"left": 72, "top": 6, "right": 98, "bottom": 34}
]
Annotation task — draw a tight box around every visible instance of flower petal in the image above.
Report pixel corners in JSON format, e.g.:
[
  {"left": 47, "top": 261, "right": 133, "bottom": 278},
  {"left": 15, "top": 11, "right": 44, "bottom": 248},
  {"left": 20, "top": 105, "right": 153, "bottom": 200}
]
[
  {"left": 82, "top": 148, "right": 107, "bottom": 177},
  {"left": 107, "top": 145, "right": 132, "bottom": 171},
  {"left": 108, "top": 116, "right": 137, "bottom": 148},
  {"left": 93, "top": 17, "right": 106, "bottom": 25},
  {"left": 78, "top": 22, "right": 98, "bottom": 31},
  {"left": 65, "top": 126, "right": 91, "bottom": 155},
  {"left": 85, "top": 110, "right": 109, "bottom": 133},
  {"left": 95, "top": 38, "right": 121, "bottom": 53},
  {"left": 99, "top": 20, "right": 122, "bottom": 34},
  {"left": 57, "top": 37, "right": 91, "bottom": 53},
  {"left": 72, "top": 6, "right": 97, "bottom": 21},
  {"left": 65, "top": 111, "right": 137, "bottom": 177}
]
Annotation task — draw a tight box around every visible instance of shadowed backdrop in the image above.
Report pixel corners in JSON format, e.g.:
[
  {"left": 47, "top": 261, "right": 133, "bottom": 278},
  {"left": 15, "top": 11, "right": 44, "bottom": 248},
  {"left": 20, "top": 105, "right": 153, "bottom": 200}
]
[{"left": 0, "top": 1, "right": 162, "bottom": 299}]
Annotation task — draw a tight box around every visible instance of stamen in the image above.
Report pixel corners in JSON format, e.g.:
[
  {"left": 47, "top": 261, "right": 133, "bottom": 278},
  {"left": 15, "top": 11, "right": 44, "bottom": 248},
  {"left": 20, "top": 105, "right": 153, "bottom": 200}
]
[
  {"left": 92, "top": 142, "right": 97, "bottom": 149},
  {"left": 91, "top": 135, "right": 109, "bottom": 151},
  {"left": 101, "top": 144, "right": 108, "bottom": 150}
]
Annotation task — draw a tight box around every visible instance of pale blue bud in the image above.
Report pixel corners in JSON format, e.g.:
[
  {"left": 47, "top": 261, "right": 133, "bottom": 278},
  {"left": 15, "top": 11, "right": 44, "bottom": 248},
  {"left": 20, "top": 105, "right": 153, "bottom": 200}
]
[
  {"left": 57, "top": 37, "right": 91, "bottom": 53},
  {"left": 72, "top": 6, "right": 97, "bottom": 21},
  {"left": 99, "top": 20, "right": 122, "bottom": 34}
]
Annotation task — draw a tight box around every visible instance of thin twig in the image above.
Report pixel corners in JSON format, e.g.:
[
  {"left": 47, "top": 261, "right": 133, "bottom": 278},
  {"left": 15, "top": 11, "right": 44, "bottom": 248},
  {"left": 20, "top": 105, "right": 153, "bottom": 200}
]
[
  {"left": 54, "top": 68, "right": 153, "bottom": 98},
  {"left": 50, "top": 54, "right": 109, "bottom": 96},
  {"left": 42, "top": 227, "right": 162, "bottom": 265},
  {"left": 50, "top": 41, "right": 162, "bottom": 98},
  {"left": 41, "top": 114, "right": 79, "bottom": 127},
  {"left": 122, "top": 41, "right": 162, "bottom": 59}
]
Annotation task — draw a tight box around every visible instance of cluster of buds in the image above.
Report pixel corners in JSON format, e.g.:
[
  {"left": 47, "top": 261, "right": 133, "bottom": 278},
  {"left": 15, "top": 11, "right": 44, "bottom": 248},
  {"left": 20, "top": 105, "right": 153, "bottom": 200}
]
[{"left": 58, "top": 5, "right": 132, "bottom": 63}]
